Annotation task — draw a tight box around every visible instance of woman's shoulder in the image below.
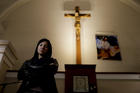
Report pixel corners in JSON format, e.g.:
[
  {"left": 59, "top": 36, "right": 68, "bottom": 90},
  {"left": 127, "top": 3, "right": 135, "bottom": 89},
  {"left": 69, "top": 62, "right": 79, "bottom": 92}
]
[
  {"left": 49, "top": 57, "right": 58, "bottom": 62},
  {"left": 50, "top": 57, "right": 56, "bottom": 60},
  {"left": 49, "top": 57, "right": 58, "bottom": 65}
]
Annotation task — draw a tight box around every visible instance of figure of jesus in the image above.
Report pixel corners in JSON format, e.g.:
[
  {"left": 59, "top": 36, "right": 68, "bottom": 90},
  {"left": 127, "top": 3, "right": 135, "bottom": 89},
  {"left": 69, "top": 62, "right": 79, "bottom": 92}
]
[
  {"left": 64, "top": 6, "right": 91, "bottom": 64},
  {"left": 65, "top": 6, "right": 90, "bottom": 40}
]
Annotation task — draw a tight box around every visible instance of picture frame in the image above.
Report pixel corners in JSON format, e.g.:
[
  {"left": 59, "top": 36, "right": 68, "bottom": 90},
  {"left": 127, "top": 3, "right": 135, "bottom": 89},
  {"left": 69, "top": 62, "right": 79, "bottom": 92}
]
[
  {"left": 95, "top": 34, "right": 122, "bottom": 60},
  {"left": 73, "top": 76, "right": 89, "bottom": 92}
]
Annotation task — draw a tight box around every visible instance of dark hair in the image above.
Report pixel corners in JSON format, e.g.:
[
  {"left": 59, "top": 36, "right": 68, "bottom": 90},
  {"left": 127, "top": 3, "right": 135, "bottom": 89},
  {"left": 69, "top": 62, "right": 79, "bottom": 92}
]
[{"left": 32, "top": 38, "right": 52, "bottom": 60}]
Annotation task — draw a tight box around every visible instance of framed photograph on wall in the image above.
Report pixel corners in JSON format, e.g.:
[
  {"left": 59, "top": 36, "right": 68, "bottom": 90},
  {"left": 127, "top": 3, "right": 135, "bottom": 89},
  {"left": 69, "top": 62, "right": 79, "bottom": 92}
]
[{"left": 95, "top": 34, "right": 122, "bottom": 60}]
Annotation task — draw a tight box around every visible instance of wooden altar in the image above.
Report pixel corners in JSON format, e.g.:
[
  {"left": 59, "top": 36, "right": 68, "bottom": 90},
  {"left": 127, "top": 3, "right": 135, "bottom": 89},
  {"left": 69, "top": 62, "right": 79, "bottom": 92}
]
[{"left": 65, "top": 64, "right": 97, "bottom": 93}]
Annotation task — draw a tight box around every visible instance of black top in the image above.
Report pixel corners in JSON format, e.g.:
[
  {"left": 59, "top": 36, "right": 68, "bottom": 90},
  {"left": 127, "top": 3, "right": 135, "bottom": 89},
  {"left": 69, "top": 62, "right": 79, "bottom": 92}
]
[{"left": 17, "top": 57, "right": 58, "bottom": 93}]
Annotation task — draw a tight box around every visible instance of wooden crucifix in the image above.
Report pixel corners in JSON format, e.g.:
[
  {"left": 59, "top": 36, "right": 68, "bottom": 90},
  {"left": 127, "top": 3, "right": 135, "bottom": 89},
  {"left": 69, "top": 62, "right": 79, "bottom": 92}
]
[{"left": 64, "top": 6, "right": 91, "bottom": 64}]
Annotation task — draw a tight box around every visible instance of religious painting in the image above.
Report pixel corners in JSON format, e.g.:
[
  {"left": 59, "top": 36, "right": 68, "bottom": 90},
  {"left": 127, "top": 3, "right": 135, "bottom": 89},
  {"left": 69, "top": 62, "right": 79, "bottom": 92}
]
[
  {"left": 73, "top": 76, "right": 89, "bottom": 92},
  {"left": 95, "top": 35, "right": 122, "bottom": 60}
]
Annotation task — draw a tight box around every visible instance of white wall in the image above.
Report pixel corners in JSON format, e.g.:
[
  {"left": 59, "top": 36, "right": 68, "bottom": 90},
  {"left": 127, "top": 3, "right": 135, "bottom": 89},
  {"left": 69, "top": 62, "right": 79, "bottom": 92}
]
[{"left": 1, "top": 0, "right": 140, "bottom": 71}]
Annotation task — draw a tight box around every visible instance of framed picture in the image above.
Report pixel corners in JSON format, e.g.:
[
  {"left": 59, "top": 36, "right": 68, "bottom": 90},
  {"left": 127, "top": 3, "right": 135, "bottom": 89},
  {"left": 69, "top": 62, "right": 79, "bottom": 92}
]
[
  {"left": 73, "top": 76, "right": 89, "bottom": 92},
  {"left": 95, "top": 34, "right": 122, "bottom": 60}
]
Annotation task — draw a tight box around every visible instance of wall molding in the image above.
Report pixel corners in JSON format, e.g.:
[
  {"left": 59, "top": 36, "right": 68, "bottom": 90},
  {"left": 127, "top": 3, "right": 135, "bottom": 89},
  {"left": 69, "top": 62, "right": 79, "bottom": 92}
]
[
  {"left": 6, "top": 71, "right": 140, "bottom": 80},
  {"left": 120, "top": 0, "right": 140, "bottom": 13},
  {"left": 0, "top": 0, "right": 32, "bottom": 21}
]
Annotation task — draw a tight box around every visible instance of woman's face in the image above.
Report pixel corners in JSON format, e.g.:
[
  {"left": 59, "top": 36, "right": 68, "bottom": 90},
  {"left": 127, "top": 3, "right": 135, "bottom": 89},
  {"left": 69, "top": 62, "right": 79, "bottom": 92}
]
[{"left": 37, "top": 41, "right": 49, "bottom": 56}]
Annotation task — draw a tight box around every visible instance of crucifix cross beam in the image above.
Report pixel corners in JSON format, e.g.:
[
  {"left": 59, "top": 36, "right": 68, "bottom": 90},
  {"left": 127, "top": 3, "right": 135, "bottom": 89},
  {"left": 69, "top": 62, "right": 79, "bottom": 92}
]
[{"left": 64, "top": 6, "right": 91, "bottom": 64}]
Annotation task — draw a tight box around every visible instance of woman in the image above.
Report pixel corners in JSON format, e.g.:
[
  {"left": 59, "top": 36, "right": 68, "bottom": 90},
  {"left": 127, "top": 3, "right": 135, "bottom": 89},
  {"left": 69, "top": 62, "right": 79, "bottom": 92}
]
[{"left": 17, "top": 38, "right": 58, "bottom": 93}]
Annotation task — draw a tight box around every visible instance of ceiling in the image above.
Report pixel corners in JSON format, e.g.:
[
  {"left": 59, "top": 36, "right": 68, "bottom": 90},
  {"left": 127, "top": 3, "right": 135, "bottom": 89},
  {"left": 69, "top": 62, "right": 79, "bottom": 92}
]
[
  {"left": 0, "top": 0, "right": 31, "bottom": 20},
  {"left": 0, "top": 0, "right": 16, "bottom": 14},
  {"left": 0, "top": 0, "right": 140, "bottom": 19},
  {"left": 0, "top": 0, "right": 140, "bottom": 33}
]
